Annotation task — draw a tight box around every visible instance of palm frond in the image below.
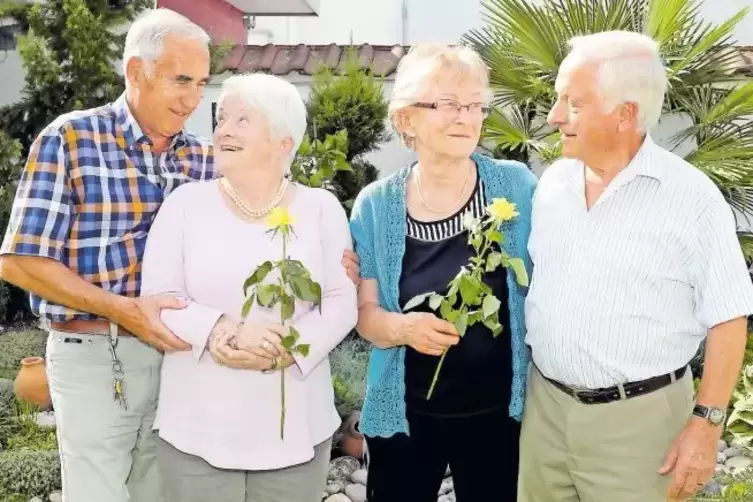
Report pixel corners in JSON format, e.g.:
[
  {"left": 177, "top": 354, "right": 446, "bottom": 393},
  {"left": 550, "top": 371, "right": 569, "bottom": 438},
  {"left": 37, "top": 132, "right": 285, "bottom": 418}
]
[
  {"left": 483, "top": 106, "right": 538, "bottom": 153},
  {"left": 737, "top": 232, "right": 753, "bottom": 264}
]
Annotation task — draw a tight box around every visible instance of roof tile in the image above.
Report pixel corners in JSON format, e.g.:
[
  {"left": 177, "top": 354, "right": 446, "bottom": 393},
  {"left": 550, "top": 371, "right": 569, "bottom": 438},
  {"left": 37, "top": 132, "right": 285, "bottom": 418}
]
[{"left": 221, "top": 43, "right": 409, "bottom": 77}]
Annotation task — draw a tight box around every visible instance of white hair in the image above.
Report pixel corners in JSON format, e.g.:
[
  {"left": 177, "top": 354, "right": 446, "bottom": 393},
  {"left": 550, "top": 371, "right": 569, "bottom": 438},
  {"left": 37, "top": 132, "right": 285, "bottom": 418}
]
[
  {"left": 563, "top": 31, "right": 667, "bottom": 132},
  {"left": 217, "top": 73, "right": 307, "bottom": 165},
  {"left": 388, "top": 43, "right": 493, "bottom": 148},
  {"left": 123, "top": 8, "right": 210, "bottom": 80}
]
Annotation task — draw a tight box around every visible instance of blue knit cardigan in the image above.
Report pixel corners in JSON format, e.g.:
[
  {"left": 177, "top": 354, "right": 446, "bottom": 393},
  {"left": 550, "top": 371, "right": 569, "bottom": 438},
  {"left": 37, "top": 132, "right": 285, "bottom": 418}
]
[{"left": 349, "top": 153, "right": 538, "bottom": 438}]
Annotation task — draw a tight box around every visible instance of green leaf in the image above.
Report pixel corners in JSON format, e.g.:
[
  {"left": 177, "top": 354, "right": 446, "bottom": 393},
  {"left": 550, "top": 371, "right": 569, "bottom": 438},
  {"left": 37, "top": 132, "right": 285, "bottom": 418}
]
[
  {"left": 289, "top": 275, "right": 321, "bottom": 303},
  {"left": 468, "top": 309, "right": 483, "bottom": 325},
  {"left": 256, "top": 284, "right": 278, "bottom": 306},
  {"left": 296, "top": 344, "right": 310, "bottom": 357},
  {"left": 243, "top": 261, "right": 273, "bottom": 294},
  {"left": 458, "top": 274, "right": 482, "bottom": 306},
  {"left": 281, "top": 294, "right": 295, "bottom": 321},
  {"left": 288, "top": 325, "right": 301, "bottom": 343},
  {"left": 482, "top": 294, "right": 502, "bottom": 319},
  {"left": 281, "top": 335, "right": 296, "bottom": 351},
  {"left": 429, "top": 294, "right": 443, "bottom": 311},
  {"left": 445, "top": 308, "right": 460, "bottom": 323},
  {"left": 241, "top": 293, "right": 255, "bottom": 318},
  {"left": 486, "top": 251, "right": 504, "bottom": 272},
  {"left": 487, "top": 229, "right": 504, "bottom": 244},
  {"left": 454, "top": 312, "right": 469, "bottom": 337},
  {"left": 440, "top": 299, "right": 453, "bottom": 320},
  {"left": 403, "top": 292, "right": 433, "bottom": 311},
  {"left": 483, "top": 315, "right": 504, "bottom": 337},
  {"left": 285, "top": 260, "right": 309, "bottom": 277},
  {"left": 508, "top": 257, "right": 529, "bottom": 286}
]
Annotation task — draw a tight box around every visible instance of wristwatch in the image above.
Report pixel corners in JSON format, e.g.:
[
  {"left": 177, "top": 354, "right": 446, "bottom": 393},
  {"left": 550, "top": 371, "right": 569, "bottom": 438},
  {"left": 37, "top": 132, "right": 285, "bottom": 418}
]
[{"left": 693, "top": 404, "right": 727, "bottom": 426}]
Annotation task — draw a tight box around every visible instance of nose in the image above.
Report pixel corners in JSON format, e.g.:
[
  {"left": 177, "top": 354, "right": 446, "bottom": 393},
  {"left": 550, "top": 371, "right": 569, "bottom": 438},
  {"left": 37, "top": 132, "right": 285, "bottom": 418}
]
[
  {"left": 181, "top": 85, "right": 204, "bottom": 112},
  {"left": 548, "top": 99, "right": 566, "bottom": 127}
]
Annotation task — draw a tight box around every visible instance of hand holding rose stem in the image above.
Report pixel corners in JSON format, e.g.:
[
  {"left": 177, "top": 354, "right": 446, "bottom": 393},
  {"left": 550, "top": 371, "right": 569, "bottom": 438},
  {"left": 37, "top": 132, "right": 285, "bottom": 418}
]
[
  {"left": 403, "top": 198, "right": 529, "bottom": 399},
  {"left": 241, "top": 207, "right": 321, "bottom": 439}
]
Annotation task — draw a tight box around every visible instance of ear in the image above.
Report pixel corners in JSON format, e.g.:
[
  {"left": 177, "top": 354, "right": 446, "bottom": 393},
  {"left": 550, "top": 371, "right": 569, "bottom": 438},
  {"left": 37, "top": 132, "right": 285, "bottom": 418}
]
[
  {"left": 617, "top": 102, "right": 639, "bottom": 133},
  {"left": 394, "top": 108, "right": 416, "bottom": 140},
  {"left": 125, "top": 56, "right": 147, "bottom": 89},
  {"left": 280, "top": 136, "right": 295, "bottom": 158}
]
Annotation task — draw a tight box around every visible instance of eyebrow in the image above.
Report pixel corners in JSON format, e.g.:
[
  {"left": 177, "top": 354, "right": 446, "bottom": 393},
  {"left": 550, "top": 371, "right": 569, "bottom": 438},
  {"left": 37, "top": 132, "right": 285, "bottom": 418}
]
[{"left": 175, "top": 74, "right": 210, "bottom": 84}]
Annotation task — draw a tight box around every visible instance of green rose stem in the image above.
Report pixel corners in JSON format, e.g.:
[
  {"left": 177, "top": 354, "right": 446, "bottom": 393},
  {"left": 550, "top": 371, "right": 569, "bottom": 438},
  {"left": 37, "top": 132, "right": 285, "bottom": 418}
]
[
  {"left": 242, "top": 209, "right": 319, "bottom": 441},
  {"left": 403, "top": 201, "right": 529, "bottom": 401}
]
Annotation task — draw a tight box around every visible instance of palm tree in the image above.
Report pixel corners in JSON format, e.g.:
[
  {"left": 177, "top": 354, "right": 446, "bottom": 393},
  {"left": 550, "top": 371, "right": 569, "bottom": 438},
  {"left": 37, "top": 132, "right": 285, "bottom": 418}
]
[{"left": 463, "top": 0, "right": 753, "bottom": 260}]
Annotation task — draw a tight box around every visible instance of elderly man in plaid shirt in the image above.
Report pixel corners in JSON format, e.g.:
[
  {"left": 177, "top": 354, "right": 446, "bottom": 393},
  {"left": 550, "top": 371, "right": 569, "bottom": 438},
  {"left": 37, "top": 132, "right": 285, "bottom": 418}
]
[{"left": 0, "top": 8, "right": 359, "bottom": 502}]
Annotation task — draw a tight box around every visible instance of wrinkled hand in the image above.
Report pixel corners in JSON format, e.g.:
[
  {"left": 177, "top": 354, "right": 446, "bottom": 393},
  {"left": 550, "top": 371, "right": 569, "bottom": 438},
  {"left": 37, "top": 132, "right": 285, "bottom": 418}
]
[
  {"left": 234, "top": 321, "right": 286, "bottom": 359},
  {"left": 116, "top": 294, "right": 190, "bottom": 352},
  {"left": 209, "top": 327, "right": 276, "bottom": 371},
  {"left": 401, "top": 312, "right": 459, "bottom": 356},
  {"left": 659, "top": 417, "right": 719, "bottom": 500},
  {"left": 342, "top": 249, "right": 361, "bottom": 287}
]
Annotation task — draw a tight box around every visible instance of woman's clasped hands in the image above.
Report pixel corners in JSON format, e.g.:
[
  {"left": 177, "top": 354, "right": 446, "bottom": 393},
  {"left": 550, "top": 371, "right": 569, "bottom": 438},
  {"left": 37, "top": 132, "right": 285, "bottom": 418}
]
[{"left": 208, "top": 317, "right": 295, "bottom": 372}]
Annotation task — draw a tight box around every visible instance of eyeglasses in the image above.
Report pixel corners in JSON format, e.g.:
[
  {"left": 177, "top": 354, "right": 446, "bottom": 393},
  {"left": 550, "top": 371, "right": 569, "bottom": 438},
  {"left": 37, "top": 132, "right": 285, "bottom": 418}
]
[{"left": 412, "top": 100, "right": 492, "bottom": 119}]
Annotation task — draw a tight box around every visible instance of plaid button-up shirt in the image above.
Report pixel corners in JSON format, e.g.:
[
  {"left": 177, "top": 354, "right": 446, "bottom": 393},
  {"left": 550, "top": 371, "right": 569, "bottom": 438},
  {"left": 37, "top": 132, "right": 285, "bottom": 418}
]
[{"left": 1, "top": 93, "right": 216, "bottom": 321}]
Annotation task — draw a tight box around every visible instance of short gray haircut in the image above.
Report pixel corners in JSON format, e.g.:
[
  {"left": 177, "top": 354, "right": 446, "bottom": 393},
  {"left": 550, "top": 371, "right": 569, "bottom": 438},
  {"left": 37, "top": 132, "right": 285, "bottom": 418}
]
[
  {"left": 216, "top": 73, "right": 307, "bottom": 165},
  {"left": 563, "top": 30, "right": 667, "bottom": 132},
  {"left": 388, "top": 43, "right": 493, "bottom": 148},
  {"left": 123, "top": 8, "right": 210, "bottom": 79}
]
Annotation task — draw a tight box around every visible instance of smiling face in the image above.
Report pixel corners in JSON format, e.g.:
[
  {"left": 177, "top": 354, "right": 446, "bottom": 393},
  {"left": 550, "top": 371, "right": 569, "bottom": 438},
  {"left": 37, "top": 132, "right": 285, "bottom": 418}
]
[
  {"left": 548, "top": 57, "right": 627, "bottom": 163},
  {"left": 397, "top": 71, "right": 488, "bottom": 160},
  {"left": 126, "top": 34, "right": 210, "bottom": 143},
  {"left": 212, "top": 94, "right": 293, "bottom": 175}
]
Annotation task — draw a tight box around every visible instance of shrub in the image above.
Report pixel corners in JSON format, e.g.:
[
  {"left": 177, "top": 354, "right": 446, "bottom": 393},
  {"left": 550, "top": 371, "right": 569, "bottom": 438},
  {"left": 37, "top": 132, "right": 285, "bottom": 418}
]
[
  {"left": 306, "top": 48, "right": 390, "bottom": 211},
  {"left": 0, "top": 449, "right": 61, "bottom": 498},
  {"left": 330, "top": 336, "right": 371, "bottom": 417},
  {"left": 0, "top": 330, "right": 47, "bottom": 371}
]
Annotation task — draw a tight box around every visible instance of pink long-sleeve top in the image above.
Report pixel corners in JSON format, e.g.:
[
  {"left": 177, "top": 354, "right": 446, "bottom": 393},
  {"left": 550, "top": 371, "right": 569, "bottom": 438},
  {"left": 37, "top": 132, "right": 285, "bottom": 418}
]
[{"left": 140, "top": 179, "right": 358, "bottom": 471}]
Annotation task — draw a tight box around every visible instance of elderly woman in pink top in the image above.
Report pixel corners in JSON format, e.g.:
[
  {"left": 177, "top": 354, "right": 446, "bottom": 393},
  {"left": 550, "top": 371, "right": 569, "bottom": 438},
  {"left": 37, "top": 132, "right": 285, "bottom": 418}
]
[{"left": 140, "top": 73, "right": 358, "bottom": 502}]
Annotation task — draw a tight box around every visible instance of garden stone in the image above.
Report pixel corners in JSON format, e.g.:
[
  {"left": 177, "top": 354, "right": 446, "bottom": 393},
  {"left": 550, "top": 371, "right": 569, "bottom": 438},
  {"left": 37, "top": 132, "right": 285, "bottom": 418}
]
[
  {"left": 345, "top": 483, "right": 366, "bottom": 502},
  {"left": 723, "top": 447, "right": 743, "bottom": 459},
  {"left": 439, "top": 477, "right": 454, "bottom": 495},
  {"left": 325, "top": 482, "right": 344, "bottom": 495},
  {"left": 725, "top": 455, "right": 753, "bottom": 472},
  {"left": 327, "top": 456, "right": 360, "bottom": 486},
  {"left": 324, "top": 495, "right": 352, "bottom": 502},
  {"left": 48, "top": 494, "right": 62, "bottom": 502},
  {"left": 700, "top": 482, "right": 723, "bottom": 496},
  {"left": 715, "top": 464, "right": 729, "bottom": 476},
  {"left": 35, "top": 411, "right": 56, "bottom": 428},
  {"left": 718, "top": 439, "right": 728, "bottom": 452},
  {"left": 29, "top": 498, "right": 43, "bottom": 502},
  {"left": 716, "top": 451, "right": 726, "bottom": 464},
  {"left": 351, "top": 468, "right": 367, "bottom": 485}
]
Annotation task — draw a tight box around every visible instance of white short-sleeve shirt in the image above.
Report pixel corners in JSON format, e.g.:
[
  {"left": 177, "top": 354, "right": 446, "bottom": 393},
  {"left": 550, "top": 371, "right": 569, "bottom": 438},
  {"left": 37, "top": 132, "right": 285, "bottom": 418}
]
[{"left": 525, "top": 135, "right": 753, "bottom": 388}]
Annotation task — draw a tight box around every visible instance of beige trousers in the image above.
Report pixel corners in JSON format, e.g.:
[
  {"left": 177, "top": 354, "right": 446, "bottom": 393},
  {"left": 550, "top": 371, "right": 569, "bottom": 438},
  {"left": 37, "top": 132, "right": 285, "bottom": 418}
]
[
  {"left": 46, "top": 329, "right": 163, "bottom": 502},
  {"left": 155, "top": 435, "right": 332, "bottom": 502},
  {"left": 518, "top": 365, "right": 694, "bottom": 502}
]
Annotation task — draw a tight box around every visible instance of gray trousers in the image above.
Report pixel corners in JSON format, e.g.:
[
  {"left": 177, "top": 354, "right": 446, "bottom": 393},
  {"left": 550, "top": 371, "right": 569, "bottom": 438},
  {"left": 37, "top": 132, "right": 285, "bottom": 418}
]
[
  {"left": 46, "top": 329, "right": 163, "bottom": 502},
  {"left": 156, "top": 435, "right": 332, "bottom": 502}
]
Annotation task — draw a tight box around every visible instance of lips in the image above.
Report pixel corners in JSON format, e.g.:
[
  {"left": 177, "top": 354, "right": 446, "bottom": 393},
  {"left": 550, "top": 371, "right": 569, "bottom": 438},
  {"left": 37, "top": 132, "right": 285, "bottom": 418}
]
[
  {"left": 170, "top": 109, "right": 189, "bottom": 118},
  {"left": 220, "top": 145, "right": 243, "bottom": 152}
]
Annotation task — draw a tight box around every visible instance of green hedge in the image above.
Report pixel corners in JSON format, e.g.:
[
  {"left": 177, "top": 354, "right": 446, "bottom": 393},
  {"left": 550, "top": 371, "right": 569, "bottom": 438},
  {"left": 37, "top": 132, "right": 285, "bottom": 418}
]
[{"left": 0, "top": 449, "right": 61, "bottom": 498}]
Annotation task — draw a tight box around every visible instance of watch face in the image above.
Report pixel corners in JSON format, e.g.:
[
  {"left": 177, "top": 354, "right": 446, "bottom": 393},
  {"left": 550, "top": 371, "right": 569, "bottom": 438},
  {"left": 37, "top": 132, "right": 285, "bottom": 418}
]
[{"left": 709, "top": 408, "right": 726, "bottom": 425}]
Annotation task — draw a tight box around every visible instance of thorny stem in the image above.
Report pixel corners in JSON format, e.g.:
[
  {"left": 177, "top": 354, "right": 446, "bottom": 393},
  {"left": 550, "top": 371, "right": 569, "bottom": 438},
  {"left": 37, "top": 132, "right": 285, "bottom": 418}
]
[{"left": 280, "top": 229, "right": 288, "bottom": 440}]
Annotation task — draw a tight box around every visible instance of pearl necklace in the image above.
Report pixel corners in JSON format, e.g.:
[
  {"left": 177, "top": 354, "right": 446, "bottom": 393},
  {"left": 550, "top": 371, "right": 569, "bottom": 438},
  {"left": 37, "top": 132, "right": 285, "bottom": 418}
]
[
  {"left": 220, "top": 176, "right": 289, "bottom": 218},
  {"left": 414, "top": 164, "right": 472, "bottom": 215}
]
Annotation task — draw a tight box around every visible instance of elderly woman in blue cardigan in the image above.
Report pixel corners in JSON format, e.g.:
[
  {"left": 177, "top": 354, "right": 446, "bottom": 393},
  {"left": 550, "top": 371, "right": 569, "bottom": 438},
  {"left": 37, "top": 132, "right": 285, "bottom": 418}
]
[{"left": 348, "top": 43, "right": 537, "bottom": 502}]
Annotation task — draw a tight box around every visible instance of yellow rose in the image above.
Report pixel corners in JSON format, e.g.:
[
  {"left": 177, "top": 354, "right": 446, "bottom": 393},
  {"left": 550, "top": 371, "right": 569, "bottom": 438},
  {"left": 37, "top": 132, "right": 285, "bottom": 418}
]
[
  {"left": 487, "top": 198, "right": 519, "bottom": 222},
  {"left": 266, "top": 207, "right": 296, "bottom": 228}
]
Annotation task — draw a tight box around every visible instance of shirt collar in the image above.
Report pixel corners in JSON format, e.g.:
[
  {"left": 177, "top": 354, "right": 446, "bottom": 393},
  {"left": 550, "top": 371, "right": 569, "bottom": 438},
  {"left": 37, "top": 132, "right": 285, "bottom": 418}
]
[
  {"left": 620, "top": 133, "right": 665, "bottom": 183},
  {"left": 112, "top": 92, "right": 187, "bottom": 150}
]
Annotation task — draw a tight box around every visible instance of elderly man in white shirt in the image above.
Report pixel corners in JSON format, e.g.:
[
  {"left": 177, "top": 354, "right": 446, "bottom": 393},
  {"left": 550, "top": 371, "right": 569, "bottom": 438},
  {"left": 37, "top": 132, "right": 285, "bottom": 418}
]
[{"left": 519, "top": 31, "right": 753, "bottom": 502}]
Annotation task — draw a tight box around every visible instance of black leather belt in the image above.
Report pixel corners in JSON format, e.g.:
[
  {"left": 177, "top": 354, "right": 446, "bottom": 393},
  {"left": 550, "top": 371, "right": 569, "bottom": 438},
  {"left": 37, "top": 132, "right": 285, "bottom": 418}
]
[{"left": 540, "top": 365, "right": 688, "bottom": 405}]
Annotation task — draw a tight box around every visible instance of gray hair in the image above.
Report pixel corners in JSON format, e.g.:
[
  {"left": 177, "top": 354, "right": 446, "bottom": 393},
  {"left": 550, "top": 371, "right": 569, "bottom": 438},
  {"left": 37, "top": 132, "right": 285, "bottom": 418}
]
[
  {"left": 123, "top": 8, "right": 211, "bottom": 80},
  {"left": 216, "top": 73, "right": 307, "bottom": 165},
  {"left": 388, "top": 43, "right": 493, "bottom": 148},
  {"left": 563, "top": 31, "right": 667, "bottom": 132}
]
